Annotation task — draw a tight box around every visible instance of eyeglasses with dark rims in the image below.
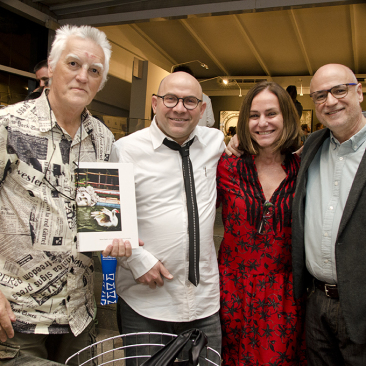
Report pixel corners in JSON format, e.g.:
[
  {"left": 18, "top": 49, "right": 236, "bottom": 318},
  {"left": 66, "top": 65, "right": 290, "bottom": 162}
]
[
  {"left": 310, "top": 83, "right": 358, "bottom": 104},
  {"left": 153, "top": 94, "right": 202, "bottom": 110}
]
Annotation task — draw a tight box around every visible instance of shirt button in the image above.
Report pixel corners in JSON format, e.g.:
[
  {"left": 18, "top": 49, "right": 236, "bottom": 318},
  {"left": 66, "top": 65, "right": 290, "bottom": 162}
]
[
  {"left": 354, "top": 145, "right": 358, "bottom": 150},
  {"left": 339, "top": 157, "right": 343, "bottom": 161},
  {"left": 329, "top": 206, "right": 334, "bottom": 210},
  {"left": 334, "top": 181, "right": 338, "bottom": 186},
  {"left": 324, "top": 259, "right": 329, "bottom": 263},
  {"left": 324, "top": 232, "right": 328, "bottom": 237}
]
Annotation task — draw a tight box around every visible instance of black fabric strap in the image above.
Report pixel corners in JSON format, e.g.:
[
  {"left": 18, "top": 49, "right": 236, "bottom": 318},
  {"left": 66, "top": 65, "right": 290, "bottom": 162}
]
[{"left": 163, "top": 138, "right": 200, "bottom": 286}]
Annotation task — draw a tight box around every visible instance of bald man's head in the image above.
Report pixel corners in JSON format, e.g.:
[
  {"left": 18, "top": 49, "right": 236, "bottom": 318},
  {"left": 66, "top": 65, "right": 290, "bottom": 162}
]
[
  {"left": 152, "top": 72, "right": 206, "bottom": 145},
  {"left": 310, "top": 63, "right": 364, "bottom": 143},
  {"left": 158, "top": 72, "right": 203, "bottom": 99},
  {"left": 310, "top": 64, "right": 357, "bottom": 93}
]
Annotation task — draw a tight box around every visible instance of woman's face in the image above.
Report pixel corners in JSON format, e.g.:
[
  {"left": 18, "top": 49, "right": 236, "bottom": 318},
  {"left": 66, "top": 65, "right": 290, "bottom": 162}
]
[{"left": 248, "top": 89, "right": 284, "bottom": 150}]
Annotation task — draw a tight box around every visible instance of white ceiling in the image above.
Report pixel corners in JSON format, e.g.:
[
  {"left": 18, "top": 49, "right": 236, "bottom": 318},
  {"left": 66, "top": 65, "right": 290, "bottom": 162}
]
[
  {"left": 98, "top": 2, "right": 366, "bottom": 95},
  {"left": 2, "top": 0, "right": 366, "bottom": 97}
]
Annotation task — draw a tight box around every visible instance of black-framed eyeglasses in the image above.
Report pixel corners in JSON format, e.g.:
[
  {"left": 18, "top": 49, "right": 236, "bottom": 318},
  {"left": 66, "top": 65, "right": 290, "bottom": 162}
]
[
  {"left": 153, "top": 94, "right": 202, "bottom": 110},
  {"left": 310, "top": 83, "right": 358, "bottom": 104},
  {"left": 257, "top": 201, "right": 274, "bottom": 235}
]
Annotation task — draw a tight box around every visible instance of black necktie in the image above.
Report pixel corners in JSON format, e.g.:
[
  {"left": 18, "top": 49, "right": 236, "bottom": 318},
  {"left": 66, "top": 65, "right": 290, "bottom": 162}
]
[{"left": 163, "top": 138, "right": 200, "bottom": 286}]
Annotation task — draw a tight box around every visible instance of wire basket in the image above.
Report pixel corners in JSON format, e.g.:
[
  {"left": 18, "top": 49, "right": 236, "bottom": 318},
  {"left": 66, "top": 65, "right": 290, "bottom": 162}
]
[{"left": 65, "top": 331, "right": 221, "bottom": 366}]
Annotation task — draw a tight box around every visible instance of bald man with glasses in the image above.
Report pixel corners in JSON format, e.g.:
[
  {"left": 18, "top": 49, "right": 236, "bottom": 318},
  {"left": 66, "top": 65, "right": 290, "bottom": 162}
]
[
  {"left": 292, "top": 64, "right": 366, "bottom": 365},
  {"left": 111, "top": 71, "right": 224, "bottom": 364}
]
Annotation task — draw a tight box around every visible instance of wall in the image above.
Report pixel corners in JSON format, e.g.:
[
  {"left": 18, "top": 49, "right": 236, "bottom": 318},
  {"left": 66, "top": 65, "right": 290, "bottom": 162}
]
[
  {"left": 210, "top": 96, "right": 243, "bottom": 130},
  {"left": 296, "top": 94, "right": 318, "bottom": 130},
  {"left": 146, "top": 62, "right": 169, "bottom": 120},
  {"left": 211, "top": 93, "right": 366, "bottom": 133},
  {"left": 129, "top": 60, "right": 169, "bottom": 132},
  {"left": 361, "top": 97, "right": 366, "bottom": 114},
  {"left": 0, "top": 7, "right": 48, "bottom": 105},
  {"left": 91, "top": 74, "right": 131, "bottom": 115},
  {"left": 211, "top": 94, "right": 321, "bottom": 133}
]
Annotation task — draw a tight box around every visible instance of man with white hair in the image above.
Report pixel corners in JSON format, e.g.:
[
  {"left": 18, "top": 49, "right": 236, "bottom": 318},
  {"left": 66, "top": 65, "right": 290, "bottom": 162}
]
[{"left": 0, "top": 25, "right": 130, "bottom": 364}]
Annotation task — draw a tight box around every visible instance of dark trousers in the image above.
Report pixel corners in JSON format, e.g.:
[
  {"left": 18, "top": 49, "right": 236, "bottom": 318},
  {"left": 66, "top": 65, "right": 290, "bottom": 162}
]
[
  {"left": 117, "top": 296, "right": 221, "bottom": 366},
  {"left": 0, "top": 320, "right": 96, "bottom": 366},
  {"left": 306, "top": 284, "right": 366, "bottom": 366}
]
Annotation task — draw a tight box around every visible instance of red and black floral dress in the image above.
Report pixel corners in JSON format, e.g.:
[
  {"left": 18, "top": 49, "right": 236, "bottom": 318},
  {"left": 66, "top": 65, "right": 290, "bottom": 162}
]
[{"left": 217, "top": 153, "right": 306, "bottom": 366}]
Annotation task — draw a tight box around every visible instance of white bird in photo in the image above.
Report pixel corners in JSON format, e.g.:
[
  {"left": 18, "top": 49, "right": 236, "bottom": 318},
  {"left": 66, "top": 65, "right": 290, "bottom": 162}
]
[{"left": 91, "top": 208, "right": 119, "bottom": 227}]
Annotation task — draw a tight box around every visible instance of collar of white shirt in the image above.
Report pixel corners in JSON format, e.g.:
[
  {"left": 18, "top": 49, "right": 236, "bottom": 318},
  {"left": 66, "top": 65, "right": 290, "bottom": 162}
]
[{"left": 150, "top": 116, "right": 208, "bottom": 150}]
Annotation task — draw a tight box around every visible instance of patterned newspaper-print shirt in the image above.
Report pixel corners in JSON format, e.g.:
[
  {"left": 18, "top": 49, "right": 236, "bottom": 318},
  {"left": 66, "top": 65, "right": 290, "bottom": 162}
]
[{"left": 0, "top": 91, "right": 114, "bottom": 336}]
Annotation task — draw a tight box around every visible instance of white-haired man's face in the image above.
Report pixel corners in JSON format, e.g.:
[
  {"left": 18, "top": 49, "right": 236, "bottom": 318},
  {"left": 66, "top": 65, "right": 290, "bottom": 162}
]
[{"left": 48, "top": 36, "right": 105, "bottom": 110}]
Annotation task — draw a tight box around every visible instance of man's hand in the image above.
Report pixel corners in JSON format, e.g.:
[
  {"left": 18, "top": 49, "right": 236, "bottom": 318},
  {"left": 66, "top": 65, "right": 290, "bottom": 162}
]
[
  {"left": 102, "top": 239, "right": 145, "bottom": 258},
  {"left": 225, "top": 135, "right": 243, "bottom": 157},
  {"left": 294, "top": 145, "right": 304, "bottom": 157},
  {"left": 102, "top": 239, "right": 132, "bottom": 258},
  {"left": 0, "top": 290, "right": 15, "bottom": 342},
  {"left": 137, "top": 261, "right": 173, "bottom": 289}
]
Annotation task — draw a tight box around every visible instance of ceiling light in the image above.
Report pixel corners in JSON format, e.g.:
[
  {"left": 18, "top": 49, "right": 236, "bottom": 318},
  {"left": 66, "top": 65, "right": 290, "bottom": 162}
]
[
  {"left": 170, "top": 60, "right": 209, "bottom": 73},
  {"left": 199, "top": 77, "right": 242, "bottom": 96},
  {"left": 299, "top": 79, "right": 303, "bottom": 96},
  {"left": 199, "top": 76, "right": 225, "bottom": 83},
  {"left": 234, "top": 80, "right": 242, "bottom": 97}
]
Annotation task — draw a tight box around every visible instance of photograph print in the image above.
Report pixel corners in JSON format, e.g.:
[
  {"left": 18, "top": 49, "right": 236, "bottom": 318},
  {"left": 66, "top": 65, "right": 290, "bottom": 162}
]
[{"left": 76, "top": 168, "right": 121, "bottom": 233}]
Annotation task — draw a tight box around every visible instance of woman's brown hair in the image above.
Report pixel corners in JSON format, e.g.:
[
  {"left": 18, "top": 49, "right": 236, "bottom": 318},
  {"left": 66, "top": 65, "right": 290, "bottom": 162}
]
[{"left": 237, "top": 81, "right": 301, "bottom": 155}]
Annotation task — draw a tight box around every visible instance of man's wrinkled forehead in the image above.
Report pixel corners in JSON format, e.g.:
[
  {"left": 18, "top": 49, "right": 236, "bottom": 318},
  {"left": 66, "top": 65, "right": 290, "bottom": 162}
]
[
  {"left": 158, "top": 72, "right": 203, "bottom": 97},
  {"left": 310, "top": 64, "right": 357, "bottom": 93},
  {"left": 60, "top": 36, "right": 105, "bottom": 66},
  {"left": 65, "top": 52, "right": 104, "bottom": 71}
]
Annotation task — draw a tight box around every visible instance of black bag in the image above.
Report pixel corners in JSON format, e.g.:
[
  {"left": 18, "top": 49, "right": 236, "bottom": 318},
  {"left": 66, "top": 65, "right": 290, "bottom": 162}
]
[{"left": 141, "top": 329, "right": 208, "bottom": 366}]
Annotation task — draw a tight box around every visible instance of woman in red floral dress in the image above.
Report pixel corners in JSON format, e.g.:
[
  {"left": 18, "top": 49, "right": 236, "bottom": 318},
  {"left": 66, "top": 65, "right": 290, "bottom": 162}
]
[{"left": 218, "top": 81, "right": 307, "bottom": 365}]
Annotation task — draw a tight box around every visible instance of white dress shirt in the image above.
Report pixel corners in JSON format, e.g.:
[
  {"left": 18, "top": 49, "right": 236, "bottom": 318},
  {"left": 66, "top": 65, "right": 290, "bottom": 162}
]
[
  {"left": 110, "top": 118, "right": 224, "bottom": 322},
  {"left": 198, "top": 94, "right": 215, "bottom": 127}
]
